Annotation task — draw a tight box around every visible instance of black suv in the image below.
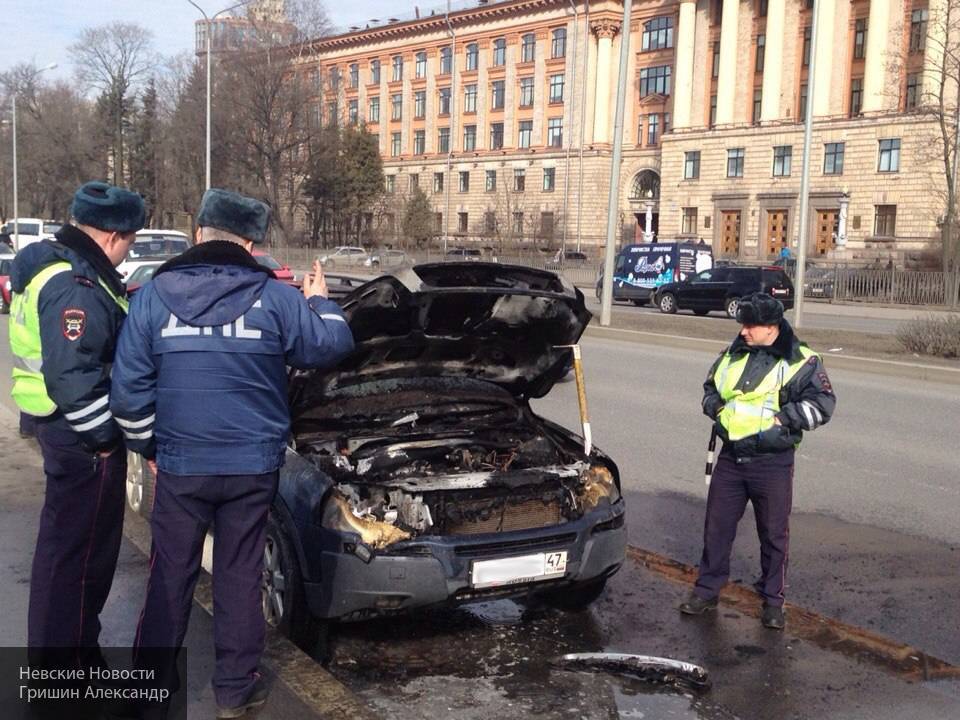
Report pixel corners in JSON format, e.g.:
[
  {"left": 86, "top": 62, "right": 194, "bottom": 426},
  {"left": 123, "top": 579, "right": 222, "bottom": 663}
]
[{"left": 653, "top": 265, "right": 794, "bottom": 318}]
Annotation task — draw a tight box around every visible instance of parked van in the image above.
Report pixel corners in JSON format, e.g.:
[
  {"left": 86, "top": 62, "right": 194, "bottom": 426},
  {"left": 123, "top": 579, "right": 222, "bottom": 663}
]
[
  {"left": 597, "top": 242, "right": 714, "bottom": 305},
  {"left": 1, "top": 219, "right": 61, "bottom": 251}
]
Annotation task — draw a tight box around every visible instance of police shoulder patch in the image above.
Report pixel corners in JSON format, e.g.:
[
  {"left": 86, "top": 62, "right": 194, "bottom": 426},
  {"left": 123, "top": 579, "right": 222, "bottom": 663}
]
[{"left": 62, "top": 308, "right": 86, "bottom": 341}]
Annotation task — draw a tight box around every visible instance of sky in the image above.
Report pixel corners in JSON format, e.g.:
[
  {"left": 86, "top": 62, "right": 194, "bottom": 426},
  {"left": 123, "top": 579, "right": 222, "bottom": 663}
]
[{"left": 0, "top": 0, "right": 405, "bottom": 81}]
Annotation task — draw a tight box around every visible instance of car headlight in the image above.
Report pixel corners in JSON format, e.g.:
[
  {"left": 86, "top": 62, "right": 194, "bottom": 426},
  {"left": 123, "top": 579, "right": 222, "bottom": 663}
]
[
  {"left": 579, "top": 465, "right": 621, "bottom": 510},
  {"left": 320, "top": 492, "right": 411, "bottom": 548}
]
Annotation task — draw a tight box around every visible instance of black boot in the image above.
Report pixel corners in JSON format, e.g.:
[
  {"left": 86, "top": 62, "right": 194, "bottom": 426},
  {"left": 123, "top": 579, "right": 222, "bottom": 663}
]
[
  {"left": 761, "top": 604, "right": 785, "bottom": 630},
  {"left": 678, "top": 593, "right": 718, "bottom": 615}
]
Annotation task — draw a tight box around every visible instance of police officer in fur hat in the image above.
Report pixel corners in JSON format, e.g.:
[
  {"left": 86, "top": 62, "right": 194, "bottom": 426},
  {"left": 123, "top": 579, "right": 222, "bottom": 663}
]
[
  {"left": 679, "top": 292, "right": 837, "bottom": 629},
  {"left": 111, "top": 188, "right": 355, "bottom": 718},
  {"left": 8, "top": 181, "right": 144, "bottom": 667}
]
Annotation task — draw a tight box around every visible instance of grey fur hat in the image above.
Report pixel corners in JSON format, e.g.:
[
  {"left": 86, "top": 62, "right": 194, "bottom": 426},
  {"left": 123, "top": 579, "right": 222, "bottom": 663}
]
[
  {"left": 70, "top": 181, "right": 145, "bottom": 233},
  {"left": 196, "top": 188, "right": 271, "bottom": 244}
]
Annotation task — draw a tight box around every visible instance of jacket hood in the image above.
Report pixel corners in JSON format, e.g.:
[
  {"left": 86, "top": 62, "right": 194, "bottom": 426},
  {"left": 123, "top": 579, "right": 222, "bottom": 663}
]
[
  {"left": 10, "top": 225, "right": 123, "bottom": 295},
  {"left": 729, "top": 320, "right": 801, "bottom": 361},
  {"left": 292, "top": 262, "right": 591, "bottom": 404},
  {"left": 152, "top": 240, "right": 274, "bottom": 326}
]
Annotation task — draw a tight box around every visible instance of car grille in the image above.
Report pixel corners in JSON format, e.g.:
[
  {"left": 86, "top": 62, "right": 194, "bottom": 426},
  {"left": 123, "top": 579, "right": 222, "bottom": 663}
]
[
  {"left": 444, "top": 497, "right": 563, "bottom": 535},
  {"left": 454, "top": 532, "right": 578, "bottom": 558}
]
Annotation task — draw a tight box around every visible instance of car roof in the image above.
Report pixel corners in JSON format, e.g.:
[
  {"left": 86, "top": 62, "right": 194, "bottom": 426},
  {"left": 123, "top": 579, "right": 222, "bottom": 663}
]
[{"left": 136, "top": 229, "right": 189, "bottom": 238}]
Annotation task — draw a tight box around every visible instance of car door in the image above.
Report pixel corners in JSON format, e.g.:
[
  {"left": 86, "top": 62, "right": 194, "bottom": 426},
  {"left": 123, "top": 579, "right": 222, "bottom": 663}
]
[{"left": 683, "top": 268, "right": 727, "bottom": 309}]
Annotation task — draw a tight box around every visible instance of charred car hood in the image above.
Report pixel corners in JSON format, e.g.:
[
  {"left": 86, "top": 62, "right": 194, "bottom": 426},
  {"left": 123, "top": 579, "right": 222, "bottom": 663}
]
[{"left": 293, "top": 263, "right": 591, "bottom": 408}]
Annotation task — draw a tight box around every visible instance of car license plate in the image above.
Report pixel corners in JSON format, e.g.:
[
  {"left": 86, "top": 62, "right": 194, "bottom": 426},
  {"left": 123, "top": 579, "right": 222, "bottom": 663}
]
[
  {"left": 470, "top": 551, "right": 568, "bottom": 589},
  {"left": 771, "top": 288, "right": 789, "bottom": 296}
]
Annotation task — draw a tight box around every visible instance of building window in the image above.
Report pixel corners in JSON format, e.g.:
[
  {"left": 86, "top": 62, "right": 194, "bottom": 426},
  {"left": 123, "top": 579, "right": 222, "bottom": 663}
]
[
  {"left": 710, "top": 95, "right": 717, "bottom": 127},
  {"left": 646, "top": 114, "right": 659, "bottom": 146},
  {"left": 370, "top": 59, "right": 380, "bottom": 85},
  {"left": 326, "top": 101, "right": 338, "bottom": 124},
  {"left": 413, "top": 130, "right": 425, "bottom": 155},
  {"left": 854, "top": 18, "right": 867, "bottom": 60},
  {"left": 772, "top": 145, "right": 792, "bottom": 177},
  {"left": 440, "top": 46, "right": 452, "bottom": 74},
  {"left": 433, "top": 172, "right": 444, "bottom": 193},
  {"left": 824, "top": 142, "right": 845, "bottom": 175},
  {"left": 438, "top": 87, "right": 451, "bottom": 115},
  {"left": 910, "top": 9, "right": 928, "bottom": 53},
  {"left": 802, "top": 26, "right": 811, "bottom": 67},
  {"left": 759, "top": 0, "right": 768, "bottom": 17},
  {"left": 905, "top": 73, "right": 920, "bottom": 110},
  {"left": 521, "top": 33, "right": 536, "bottom": 63},
  {"left": 390, "top": 94, "right": 402, "bottom": 121},
  {"left": 438, "top": 127, "right": 450, "bottom": 153},
  {"left": 850, "top": 78, "right": 863, "bottom": 116},
  {"left": 727, "top": 148, "right": 745, "bottom": 178},
  {"left": 434, "top": 212, "right": 443, "bottom": 233},
  {"left": 328, "top": 66, "right": 340, "bottom": 89},
  {"left": 640, "top": 66, "right": 671, "bottom": 96},
  {"left": 368, "top": 96, "right": 380, "bottom": 123},
  {"left": 874, "top": 205, "right": 896, "bottom": 237},
  {"left": 308, "top": 68, "right": 320, "bottom": 93},
  {"left": 463, "top": 124, "right": 477, "bottom": 151},
  {"left": 518, "top": 120, "right": 533, "bottom": 148},
  {"left": 491, "top": 80, "right": 505, "bottom": 110},
  {"left": 514, "top": 168, "right": 526, "bottom": 192},
  {"left": 349, "top": 63, "right": 359, "bottom": 89},
  {"left": 490, "top": 122, "right": 504, "bottom": 150},
  {"left": 684, "top": 151, "right": 700, "bottom": 179},
  {"left": 551, "top": 28, "right": 566, "bottom": 58},
  {"left": 486, "top": 170, "right": 497, "bottom": 192},
  {"left": 752, "top": 89, "right": 762, "bottom": 124},
  {"left": 390, "top": 133, "right": 401, "bottom": 157},
  {"left": 712, "top": 42, "right": 720, "bottom": 79},
  {"left": 392, "top": 55, "right": 403, "bottom": 82},
  {"left": 484, "top": 211, "right": 497, "bottom": 234},
  {"left": 385, "top": 175, "right": 395, "bottom": 194},
  {"left": 543, "top": 167, "right": 556, "bottom": 191},
  {"left": 459, "top": 171, "right": 470, "bottom": 192},
  {"left": 663, "top": 112, "right": 671, "bottom": 136},
  {"left": 798, "top": 83, "right": 808, "bottom": 119},
  {"left": 513, "top": 211, "right": 524, "bottom": 234},
  {"left": 547, "top": 117, "right": 563, "bottom": 147},
  {"left": 466, "top": 43, "right": 479, "bottom": 71},
  {"left": 681, "top": 207, "right": 698, "bottom": 235},
  {"left": 409, "top": 174, "right": 419, "bottom": 191},
  {"left": 519, "top": 77, "right": 535, "bottom": 107},
  {"left": 878, "top": 138, "right": 901, "bottom": 173},
  {"left": 756, "top": 34, "right": 765, "bottom": 73},
  {"left": 642, "top": 16, "right": 674, "bottom": 51},
  {"left": 549, "top": 74, "right": 565, "bottom": 103},
  {"left": 458, "top": 212, "right": 468, "bottom": 233},
  {"left": 540, "top": 211, "right": 555, "bottom": 237},
  {"left": 348, "top": 99, "right": 358, "bottom": 124},
  {"left": 493, "top": 37, "right": 506, "bottom": 66},
  {"left": 414, "top": 90, "right": 426, "bottom": 119},
  {"left": 464, "top": 84, "right": 477, "bottom": 113}
]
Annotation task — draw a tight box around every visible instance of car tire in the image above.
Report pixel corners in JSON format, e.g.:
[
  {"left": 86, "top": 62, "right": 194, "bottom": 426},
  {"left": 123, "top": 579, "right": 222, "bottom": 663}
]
[
  {"left": 126, "top": 451, "right": 155, "bottom": 518},
  {"left": 537, "top": 577, "right": 608, "bottom": 612},
  {"left": 693, "top": 308, "right": 710, "bottom": 316},
  {"left": 263, "top": 513, "right": 328, "bottom": 655},
  {"left": 725, "top": 297, "right": 740, "bottom": 319},
  {"left": 658, "top": 292, "right": 677, "bottom": 314}
]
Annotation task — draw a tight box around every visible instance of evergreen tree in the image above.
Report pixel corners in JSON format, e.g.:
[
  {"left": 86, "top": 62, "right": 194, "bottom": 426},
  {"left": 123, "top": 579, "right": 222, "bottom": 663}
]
[{"left": 402, "top": 185, "right": 434, "bottom": 250}]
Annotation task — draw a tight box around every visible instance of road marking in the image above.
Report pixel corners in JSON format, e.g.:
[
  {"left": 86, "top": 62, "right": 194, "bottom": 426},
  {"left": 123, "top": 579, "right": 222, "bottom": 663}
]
[{"left": 626, "top": 545, "right": 960, "bottom": 682}]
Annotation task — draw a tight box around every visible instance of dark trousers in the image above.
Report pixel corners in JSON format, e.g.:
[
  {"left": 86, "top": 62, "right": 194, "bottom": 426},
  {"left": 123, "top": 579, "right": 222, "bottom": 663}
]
[
  {"left": 694, "top": 450, "right": 794, "bottom": 607},
  {"left": 28, "top": 416, "right": 126, "bottom": 662},
  {"left": 134, "top": 470, "right": 278, "bottom": 708}
]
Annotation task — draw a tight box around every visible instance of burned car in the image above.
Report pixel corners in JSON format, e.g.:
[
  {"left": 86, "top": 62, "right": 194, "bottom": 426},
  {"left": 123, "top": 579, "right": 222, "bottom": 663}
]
[{"left": 127, "top": 263, "right": 626, "bottom": 650}]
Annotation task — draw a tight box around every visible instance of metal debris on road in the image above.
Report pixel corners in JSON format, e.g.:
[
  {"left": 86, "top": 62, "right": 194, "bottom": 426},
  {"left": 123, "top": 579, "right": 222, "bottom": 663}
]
[{"left": 553, "top": 652, "right": 711, "bottom": 691}]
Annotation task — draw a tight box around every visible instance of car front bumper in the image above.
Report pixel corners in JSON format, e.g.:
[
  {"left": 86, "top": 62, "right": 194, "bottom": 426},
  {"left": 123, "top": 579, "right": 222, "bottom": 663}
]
[{"left": 302, "top": 499, "right": 627, "bottom": 621}]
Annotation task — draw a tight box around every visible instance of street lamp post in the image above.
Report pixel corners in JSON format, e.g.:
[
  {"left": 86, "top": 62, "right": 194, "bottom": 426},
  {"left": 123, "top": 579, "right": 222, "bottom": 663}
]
[
  {"left": 9, "top": 63, "right": 57, "bottom": 251},
  {"left": 187, "top": 0, "right": 255, "bottom": 191}
]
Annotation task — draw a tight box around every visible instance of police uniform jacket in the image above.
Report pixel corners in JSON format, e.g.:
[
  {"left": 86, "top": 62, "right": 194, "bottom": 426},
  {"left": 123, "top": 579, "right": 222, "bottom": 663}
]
[{"left": 110, "top": 241, "right": 355, "bottom": 476}]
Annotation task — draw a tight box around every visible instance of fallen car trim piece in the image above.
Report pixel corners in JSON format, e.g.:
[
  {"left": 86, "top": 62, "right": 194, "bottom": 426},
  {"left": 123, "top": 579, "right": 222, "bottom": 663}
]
[{"left": 554, "top": 652, "right": 710, "bottom": 691}]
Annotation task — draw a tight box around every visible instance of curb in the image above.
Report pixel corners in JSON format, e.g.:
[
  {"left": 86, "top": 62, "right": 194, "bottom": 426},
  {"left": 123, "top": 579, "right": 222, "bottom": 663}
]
[{"left": 584, "top": 325, "right": 960, "bottom": 386}]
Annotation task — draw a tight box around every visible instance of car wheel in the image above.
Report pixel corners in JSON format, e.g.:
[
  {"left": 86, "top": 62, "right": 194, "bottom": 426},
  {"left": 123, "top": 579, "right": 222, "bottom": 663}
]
[
  {"left": 263, "top": 513, "right": 327, "bottom": 654},
  {"left": 725, "top": 297, "right": 740, "bottom": 319},
  {"left": 126, "top": 451, "right": 155, "bottom": 517},
  {"left": 693, "top": 308, "right": 710, "bottom": 316},
  {"left": 537, "top": 577, "right": 608, "bottom": 612},
  {"left": 658, "top": 292, "right": 677, "bottom": 314}
]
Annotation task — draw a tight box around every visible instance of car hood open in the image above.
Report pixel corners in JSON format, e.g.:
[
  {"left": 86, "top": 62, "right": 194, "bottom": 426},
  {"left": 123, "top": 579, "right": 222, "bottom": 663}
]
[{"left": 291, "top": 263, "right": 591, "bottom": 412}]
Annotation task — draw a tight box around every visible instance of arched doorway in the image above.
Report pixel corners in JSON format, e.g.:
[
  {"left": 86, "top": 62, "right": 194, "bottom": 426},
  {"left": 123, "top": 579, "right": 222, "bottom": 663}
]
[{"left": 628, "top": 170, "right": 660, "bottom": 242}]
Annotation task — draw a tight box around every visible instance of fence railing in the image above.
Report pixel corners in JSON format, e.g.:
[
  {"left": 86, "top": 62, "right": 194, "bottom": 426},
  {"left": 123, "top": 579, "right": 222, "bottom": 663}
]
[{"left": 832, "top": 268, "right": 960, "bottom": 307}]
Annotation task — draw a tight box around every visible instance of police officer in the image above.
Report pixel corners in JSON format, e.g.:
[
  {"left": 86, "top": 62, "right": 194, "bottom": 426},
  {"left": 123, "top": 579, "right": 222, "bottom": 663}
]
[
  {"left": 111, "top": 188, "right": 354, "bottom": 718},
  {"left": 679, "top": 293, "right": 836, "bottom": 629},
  {"left": 9, "top": 182, "right": 145, "bottom": 665}
]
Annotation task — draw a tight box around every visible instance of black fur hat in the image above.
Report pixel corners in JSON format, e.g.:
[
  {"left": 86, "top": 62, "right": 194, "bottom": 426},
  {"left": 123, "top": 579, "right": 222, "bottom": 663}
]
[
  {"left": 736, "top": 292, "right": 784, "bottom": 325},
  {"left": 70, "top": 181, "right": 145, "bottom": 233},
  {"left": 196, "top": 188, "right": 271, "bottom": 244}
]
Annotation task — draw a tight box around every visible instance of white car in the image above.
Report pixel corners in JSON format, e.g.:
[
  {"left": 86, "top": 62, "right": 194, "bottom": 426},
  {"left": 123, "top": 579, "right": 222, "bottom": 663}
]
[
  {"left": 1, "top": 218, "right": 61, "bottom": 251},
  {"left": 117, "top": 230, "right": 191, "bottom": 280},
  {"left": 317, "top": 246, "right": 370, "bottom": 268}
]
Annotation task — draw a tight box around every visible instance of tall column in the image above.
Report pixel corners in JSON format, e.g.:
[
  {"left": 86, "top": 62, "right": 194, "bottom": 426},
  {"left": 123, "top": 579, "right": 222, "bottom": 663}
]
[
  {"left": 592, "top": 20, "right": 620, "bottom": 143},
  {"left": 760, "top": 0, "right": 786, "bottom": 122},
  {"left": 924, "top": 0, "right": 948, "bottom": 102},
  {"left": 715, "top": 0, "right": 739, "bottom": 125},
  {"left": 672, "top": 0, "right": 697, "bottom": 129},
  {"left": 862, "top": 0, "right": 892, "bottom": 112},
  {"left": 812, "top": 0, "right": 836, "bottom": 116}
]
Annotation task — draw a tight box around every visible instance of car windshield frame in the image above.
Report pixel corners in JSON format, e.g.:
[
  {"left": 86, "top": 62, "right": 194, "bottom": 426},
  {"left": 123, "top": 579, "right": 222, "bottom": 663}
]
[
  {"left": 129, "top": 237, "right": 190, "bottom": 259},
  {"left": 255, "top": 254, "right": 283, "bottom": 270}
]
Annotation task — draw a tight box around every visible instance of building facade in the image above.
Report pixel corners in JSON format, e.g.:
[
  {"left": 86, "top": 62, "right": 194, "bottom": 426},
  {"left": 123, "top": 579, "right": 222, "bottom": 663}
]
[{"left": 297, "top": 0, "right": 949, "bottom": 266}]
